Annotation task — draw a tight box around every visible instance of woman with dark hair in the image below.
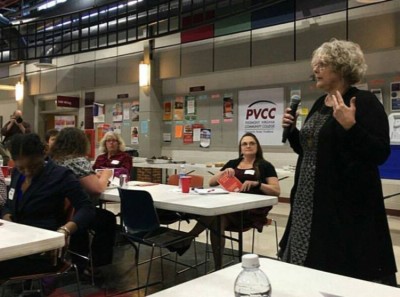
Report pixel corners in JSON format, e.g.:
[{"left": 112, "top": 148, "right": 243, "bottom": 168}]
[
  {"left": 0, "top": 133, "right": 95, "bottom": 278},
  {"left": 189, "top": 132, "right": 280, "bottom": 267},
  {"left": 50, "top": 127, "right": 116, "bottom": 278}
]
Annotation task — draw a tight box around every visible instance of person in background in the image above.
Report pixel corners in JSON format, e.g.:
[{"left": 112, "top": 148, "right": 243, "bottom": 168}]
[
  {"left": 44, "top": 129, "right": 59, "bottom": 156},
  {"left": 279, "top": 39, "right": 397, "bottom": 286},
  {"left": 188, "top": 132, "right": 280, "bottom": 268},
  {"left": 0, "top": 133, "right": 95, "bottom": 279},
  {"left": 0, "top": 170, "right": 7, "bottom": 212},
  {"left": 93, "top": 131, "right": 132, "bottom": 178},
  {"left": 50, "top": 127, "right": 116, "bottom": 279},
  {"left": 0, "top": 110, "right": 31, "bottom": 166}
]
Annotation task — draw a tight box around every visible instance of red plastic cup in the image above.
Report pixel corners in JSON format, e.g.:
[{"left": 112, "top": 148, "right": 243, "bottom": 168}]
[
  {"left": 1, "top": 166, "right": 9, "bottom": 177},
  {"left": 180, "top": 176, "right": 192, "bottom": 193}
]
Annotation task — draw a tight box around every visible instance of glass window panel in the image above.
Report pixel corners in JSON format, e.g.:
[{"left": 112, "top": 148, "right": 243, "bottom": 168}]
[{"left": 295, "top": 11, "right": 347, "bottom": 61}]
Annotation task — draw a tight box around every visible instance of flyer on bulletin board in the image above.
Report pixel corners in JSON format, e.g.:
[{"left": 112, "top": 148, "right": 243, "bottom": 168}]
[
  {"left": 200, "top": 128, "right": 211, "bottom": 148},
  {"left": 163, "top": 101, "right": 173, "bottom": 120},
  {"left": 185, "top": 96, "right": 197, "bottom": 120},
  {"left": 131, "top": 126, "right": 139, "bottom": 144},
  {"left": 223, "top": 94, "right": 234, "bottom": 119},
  {"left": 183, "top": 124, "right": 193, "bottom": 144},
  {"left": 97, "top": 123, "right": 110, "bottom": 143},
  {"left": 174, "top": 96, "right": 184, "bottom": 120},
  {"left": 131, "top": 100, "right": 139, "bottom": 121},
  {"left": 113, "top": 103, "right": 123, "bottom": 122}
]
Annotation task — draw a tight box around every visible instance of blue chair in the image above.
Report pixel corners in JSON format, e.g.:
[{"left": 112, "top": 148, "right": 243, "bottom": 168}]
[{"left": 118, "top": 188, "right": 198, "bottom": 295}]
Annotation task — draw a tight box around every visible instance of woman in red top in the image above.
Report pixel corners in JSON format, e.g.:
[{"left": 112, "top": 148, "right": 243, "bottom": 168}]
[{"left": 93, "top": 131, "right": 132, "bottom": 178}]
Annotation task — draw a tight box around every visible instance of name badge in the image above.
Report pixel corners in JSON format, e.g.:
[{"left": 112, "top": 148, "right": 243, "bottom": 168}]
[
  {"left": 111, "top": 160, "right": 120, "bottom": 165},
  {"left": 8, "top": 188, "right": 15, "bottom": 200},
  {"left": 244, "top": 169, "right": 255, "bottom": 175}
]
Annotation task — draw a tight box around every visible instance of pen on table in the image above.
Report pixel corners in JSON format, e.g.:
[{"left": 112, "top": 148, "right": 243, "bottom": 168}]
[{"left": 207, "top": 189, "right": 215, "bottom": 193}]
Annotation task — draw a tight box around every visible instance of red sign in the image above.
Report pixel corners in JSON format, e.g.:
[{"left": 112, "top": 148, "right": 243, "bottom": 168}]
[{"left": 57, "top": 96, "right": 80, "bottom": 108}]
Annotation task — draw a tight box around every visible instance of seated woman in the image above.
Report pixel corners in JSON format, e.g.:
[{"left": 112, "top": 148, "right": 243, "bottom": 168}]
[
  {"left": 189, "top": 132, "right": 280, "bottom": 268},
  {"left": 93, "top": 131, "right": 132, "bottom": 178},
  {"left": 0, "top": 169, "right": 6, "bottom": 213},
  {"left": 0, "top": 133, "right": 95, "bottom": 279},
  {"left": 50, "top": 127, "right": 116, "bottom": 277}
]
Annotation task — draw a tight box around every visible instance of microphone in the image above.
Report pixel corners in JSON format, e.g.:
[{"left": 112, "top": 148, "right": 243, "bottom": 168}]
[{"left": 282, "top": 94, "right": 301, "bottom": 143}]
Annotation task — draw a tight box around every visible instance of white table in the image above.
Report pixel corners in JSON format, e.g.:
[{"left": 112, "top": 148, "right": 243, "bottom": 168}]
[
  {"left": 148, "top": 257, "right": 400, "bottom": 297},
  {"left": 102, "top": 183, "right": 277, "bottom": 217},
  {"left": 0, "top": 219, "right": 65, "bottom": 261},
  {"left": 102, "top": 182, "right": 278, "bottom": 269}
]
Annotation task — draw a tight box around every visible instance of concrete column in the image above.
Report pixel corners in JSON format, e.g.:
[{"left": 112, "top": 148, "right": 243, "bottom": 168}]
[
  {"left": 138, "top": 39, "right": 163, "bottom": 158},
  {"left": 16, "top": 63, "right": 34, "bottom": 132}
]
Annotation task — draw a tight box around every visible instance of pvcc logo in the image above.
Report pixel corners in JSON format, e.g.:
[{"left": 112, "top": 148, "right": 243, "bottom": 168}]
[{"left": 245, "top": 100, "right": 276, "bottom": 120}]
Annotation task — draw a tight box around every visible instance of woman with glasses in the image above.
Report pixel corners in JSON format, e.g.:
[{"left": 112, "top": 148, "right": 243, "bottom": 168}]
[
  {"left": 93, "top": 131, "right": 132, "bottom": 178},
  {"left": 279, "top": 39, "right": 397, "bottom": 286},
  {"left": 187, "top": 132, "right": 280, "bottom": 268}
]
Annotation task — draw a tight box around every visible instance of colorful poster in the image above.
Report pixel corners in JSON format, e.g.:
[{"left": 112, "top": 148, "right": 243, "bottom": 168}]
[
  {"left": 200, "top": 128, "right": 211, "bottom": 148},
  {"left": 93, "top": 103, "right": 105, "bottom": 123},
  {"left": 112, "top": 123, "right": 122, "bottom": 134},
  {"left": 175, "top": 125, "right": 183, "bottom": 138},
  {"left": 131, "top": 100, "right": 139, "bottom": 121},
  {"left": 54, "top": 115, "right": 75, "bottom": 130},
  {"left": 238, "top": 88, "right": 284, "bottom": 146},
  {"left": 131, "top": 126, "right": 139, "bottom": 145},
  {"left": 123, "top": 102, "right": 130, "bottom": 120},
  {"left": 97, "top": 123, "right": 110, "bottom": 143},
  {"left": 113, "top": 103, "right": 123, "bottom": 122},
  {"left": 185, "top": 96, "right": 196, "bottom": 120},
  {"left": 163, "top": 101, "right": 172, "bottom": 121},
  {"left": 183, "top": 124, "right": 193, "bottom": 144},
  {"left": 174, "top": 96, "right": 184, "bottom": 121},
  {"left": 223, "top": 94, "right": 234, "bottom": 119}
]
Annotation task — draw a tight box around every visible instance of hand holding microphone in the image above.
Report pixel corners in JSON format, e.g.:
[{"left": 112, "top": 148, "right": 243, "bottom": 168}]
[{"left": 282, "top": 95, "right": 301, "bottom": 143}]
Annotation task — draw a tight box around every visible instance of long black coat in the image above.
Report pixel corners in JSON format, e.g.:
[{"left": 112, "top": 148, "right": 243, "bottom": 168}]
[{"left": 279, "top": 87, "right": 397, "bottom": 280}]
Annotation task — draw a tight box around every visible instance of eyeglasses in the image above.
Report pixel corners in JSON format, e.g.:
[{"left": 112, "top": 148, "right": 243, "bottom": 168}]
[
  {"left": 241, "top": 141, "right": 256, "bottom": 147},
  {"left": 312, "top": 62, "right": 328, "bottom": 71},
  {"left": 106, "top": 139, "right": 118, "bottom": 143}
]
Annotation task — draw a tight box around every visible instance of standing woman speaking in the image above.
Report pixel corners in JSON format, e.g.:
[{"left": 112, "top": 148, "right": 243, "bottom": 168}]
[{"left": 279, "top": 39, "right": 397, "bottom": 286}]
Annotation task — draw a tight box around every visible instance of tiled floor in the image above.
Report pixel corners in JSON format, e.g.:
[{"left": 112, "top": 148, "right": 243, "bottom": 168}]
[{"left": 2, "top": 202, "right": 399, "bottom": 296}]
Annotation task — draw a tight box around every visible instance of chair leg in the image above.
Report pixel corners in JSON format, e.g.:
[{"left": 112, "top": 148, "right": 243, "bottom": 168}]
[
  {"left": 272, "top": 219, "right": 279, "bottom": 256},
  {"left": 229, "top": 231, "right": 235, "bottom": 261},
  {"left": 72, "top": 263, "right": 82, "bottom": 297},
  {"left": 159, "top": 247, "right": 165, "bottom": 288},
  {"left": 251, "top": 228, "right": 256, "bottom": 254},
  {"left": 145, "top": 245, "right": 155, "bottom": 296}
]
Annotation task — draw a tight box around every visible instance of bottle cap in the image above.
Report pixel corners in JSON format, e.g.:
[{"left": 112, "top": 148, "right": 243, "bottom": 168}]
[{"left": 241, "top": 254, "right": 260, "bottom": 268}]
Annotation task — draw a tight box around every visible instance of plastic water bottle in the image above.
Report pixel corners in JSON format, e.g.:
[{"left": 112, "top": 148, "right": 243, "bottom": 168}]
[
  {"left": 178, "top": 164, "right": 186, "bottom": 189},
  {"left": 234, "top": 254, "right": 271, "bottom": 297},
  {"left": 0, "top": 155, "right": 3, "bottom": 167}
]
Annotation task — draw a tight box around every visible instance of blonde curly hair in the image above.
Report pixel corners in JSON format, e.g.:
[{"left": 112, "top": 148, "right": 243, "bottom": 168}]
[
  {"left": 311, "top": 39, "right": 367, "bottom": 85},
  {"left": 98, "top": 131, "right": 126, "bottom": 153}
]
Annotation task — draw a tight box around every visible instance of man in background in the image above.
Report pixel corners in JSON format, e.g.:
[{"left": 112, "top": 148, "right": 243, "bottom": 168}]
[{"left": 0, "top": 110, "right": 31, "bottom": 165}]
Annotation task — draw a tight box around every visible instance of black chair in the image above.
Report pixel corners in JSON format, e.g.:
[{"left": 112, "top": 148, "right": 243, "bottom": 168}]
[{"left": 118, "top": 188, "right": 198, "bottom": 295}]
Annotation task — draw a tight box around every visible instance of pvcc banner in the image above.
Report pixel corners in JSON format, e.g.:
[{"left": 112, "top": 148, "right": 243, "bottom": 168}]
[{"left": 238, "top": 88, "right": 284, "bottom": 146}]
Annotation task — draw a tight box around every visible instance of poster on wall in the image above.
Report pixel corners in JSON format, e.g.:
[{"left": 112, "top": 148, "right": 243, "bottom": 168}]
[
  {"left": 54, "top": 115, "right": 75, "bottom": 130},
  {"left": 185, "top": 96, "right": 197, "bottom": 120},
  {"left": 112, "top": 123, "right": 122, "bottom": 134},
  {"left": 97, "top": 123, "right": 110, "bottom": 143},
  {"left": 113, "top": 103, "right": 123, "bottom": 122},
  {"left": 223, "top": 94, "right": 234, "bottom": 119},
  {"left": 390, "top": 82, "right": 400, "bottom": 111},
  {"left": 183, "top": 124, "right": 193, "bottom": 144},
  {"left": 131, "top": 126, "right": 139, "bottom": 145},
  {"left": 123, "top": 102, "right": 130, "bottom": 120},
  {"left": 238, "top": 88, "right": 284, "bottom": 146},
  {"left": 200, "top": 128, "right": 211, "bottom": 148},
  {"left": 131, "top": 100, "right": 140, "bottom": 121},
  {"left": 174, "top": 96, "right": 184, "bottom": 120},
  {"left": 163, "top": 101, "right": 173, "bottom": 121},
  {"left": 93, "top": 103, "right": 105, "bottom": 123}
]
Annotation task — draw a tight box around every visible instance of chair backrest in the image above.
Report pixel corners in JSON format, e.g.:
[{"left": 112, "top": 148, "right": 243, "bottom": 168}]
[
  {"left": 167, "top": 174, "right": 204, "bottom": 188},
  {"left": 118, "top": 188, "right": 160, "bottom": 232}
]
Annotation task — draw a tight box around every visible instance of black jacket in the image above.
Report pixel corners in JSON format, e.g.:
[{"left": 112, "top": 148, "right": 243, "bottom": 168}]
[
  {"left": 279, "top": 87, "right": 397, "bottom": 280},
  {"left": 2, "top": 160, "right": 95, "bottom": 231}
]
